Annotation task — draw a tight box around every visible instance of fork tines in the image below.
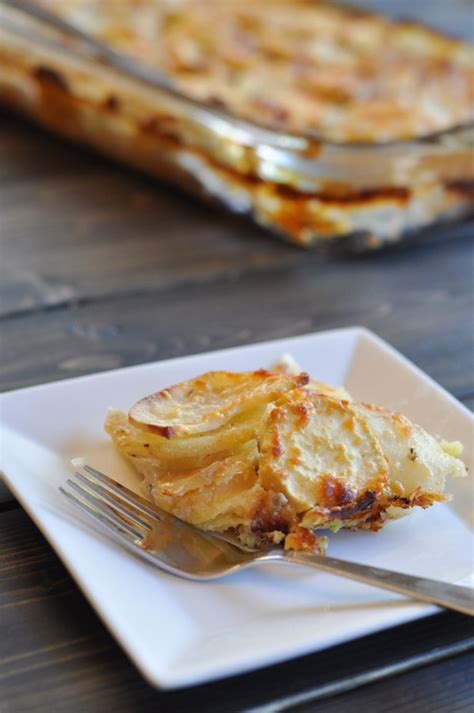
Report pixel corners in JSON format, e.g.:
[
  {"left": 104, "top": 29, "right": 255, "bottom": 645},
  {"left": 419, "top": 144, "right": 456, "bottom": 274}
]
[{"left": 59, "top": 464, "right": 162, "bottom": 543}]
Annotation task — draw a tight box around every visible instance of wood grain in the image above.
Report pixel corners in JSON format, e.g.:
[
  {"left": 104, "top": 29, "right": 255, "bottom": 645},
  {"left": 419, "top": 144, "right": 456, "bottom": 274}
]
[
  {"left": 293, "top": 655, "right": 474, "bottom": 713},
  {"left": 1, "top": 232, "right": 473, "bottom": 395},
  {"left": 1, "top": 2, "right": 474, "bottom": 706},
  {"left": 0, "top": 509, "right": 473, "bottom": 713},
  {"left": 1, "top": 114, "right": 472, "bottom": 322},
  {"left": 0, "top": 112, "right": 309, "bottom": 318}
]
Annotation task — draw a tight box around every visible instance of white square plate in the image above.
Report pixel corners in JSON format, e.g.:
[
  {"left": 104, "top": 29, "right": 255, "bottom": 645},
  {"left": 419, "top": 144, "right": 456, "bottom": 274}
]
[{"left": 0, "top": 327, "right": 472, "bottom": 688}]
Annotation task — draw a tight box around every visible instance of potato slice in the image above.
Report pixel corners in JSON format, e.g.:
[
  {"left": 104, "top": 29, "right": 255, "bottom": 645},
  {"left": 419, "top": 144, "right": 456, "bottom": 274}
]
[
  {"left": 140, "top": 442, "right": 263, "bottom": 527},
  {"left": 106, "top": 363, "right": 467, "bottom": 554},
  {"left": 258, "top": 392, "right": 389, "bottom": 516},
  {"left": 129, "top": 369, "right": 309, "bottom": 437},
  {"left": 353, "top": 403, "right": 467, "bottom": 504},
  {"left": 106, "top": 407, "right": 263, "bottom": 471}
]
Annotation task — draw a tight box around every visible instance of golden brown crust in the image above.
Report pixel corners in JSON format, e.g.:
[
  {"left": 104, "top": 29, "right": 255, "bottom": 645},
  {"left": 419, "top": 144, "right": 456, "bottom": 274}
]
[
  {"left": 258, "top": 391, "right": 390, "bottom": 516},
  {"left": 129, "top": 369, "right": 309, "bottom": 437},
  {"left": 37, "top": 0, "right": 473, "bottom": 141}
]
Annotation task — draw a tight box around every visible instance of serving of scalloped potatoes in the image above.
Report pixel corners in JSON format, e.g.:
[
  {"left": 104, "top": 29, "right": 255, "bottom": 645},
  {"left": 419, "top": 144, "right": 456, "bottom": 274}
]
[{"left": 105, "top": 358, "right": 467, "bottom": 554}]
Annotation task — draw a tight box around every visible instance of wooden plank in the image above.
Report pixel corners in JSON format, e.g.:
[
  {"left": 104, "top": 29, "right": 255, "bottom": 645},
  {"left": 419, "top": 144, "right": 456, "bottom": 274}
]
[
  {"left": 289, "top": 654, "right": 474, "bottom": 713},
  {"left": 0, "top": 508, "right": 472, "bottom": 713},
  {"left": 1, "top": 115, "right": 472, "bottom": 320},
  {"left": 461, "top": 396, "right": 474, "bottom": 412},
  {"left": 0, "top": 113, "right": 310, "bottom": 318},
  {"left": 0, "top": 233, "right": 472, "bottom": 395}
]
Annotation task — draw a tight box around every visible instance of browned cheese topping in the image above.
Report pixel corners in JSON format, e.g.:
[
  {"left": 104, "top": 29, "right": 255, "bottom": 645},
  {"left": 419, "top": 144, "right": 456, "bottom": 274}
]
[{"left": 37, "top": 0, "right": 474, "bottom": 141}]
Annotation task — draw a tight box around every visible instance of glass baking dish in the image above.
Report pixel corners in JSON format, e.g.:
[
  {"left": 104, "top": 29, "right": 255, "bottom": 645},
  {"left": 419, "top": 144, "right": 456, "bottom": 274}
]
[{"left": 0, "top": 2, "right": 473, "bottom": 250}]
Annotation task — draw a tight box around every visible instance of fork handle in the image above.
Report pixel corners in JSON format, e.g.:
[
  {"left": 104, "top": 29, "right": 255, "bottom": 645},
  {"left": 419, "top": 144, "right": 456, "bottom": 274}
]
[{"left": 283, "top": 551, "right": 474, "bottom": 616}]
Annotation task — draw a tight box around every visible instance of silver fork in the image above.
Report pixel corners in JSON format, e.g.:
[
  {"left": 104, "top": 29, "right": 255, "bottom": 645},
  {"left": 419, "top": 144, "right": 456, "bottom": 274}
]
[{"left": 59, "top": 465, "right": 474, "bottom": 616}]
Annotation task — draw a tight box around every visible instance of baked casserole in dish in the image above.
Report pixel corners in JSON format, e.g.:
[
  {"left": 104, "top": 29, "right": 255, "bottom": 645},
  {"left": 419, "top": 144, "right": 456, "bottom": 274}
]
[{"left": 0, "top": 0, "right": 473, "bottom": 248}]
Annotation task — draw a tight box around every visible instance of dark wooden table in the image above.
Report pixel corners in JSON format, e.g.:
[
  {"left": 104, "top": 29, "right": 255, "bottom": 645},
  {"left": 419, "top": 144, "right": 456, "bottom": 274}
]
[{"left": 2, "top": 0, "right": 474, "bottom": 691}]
